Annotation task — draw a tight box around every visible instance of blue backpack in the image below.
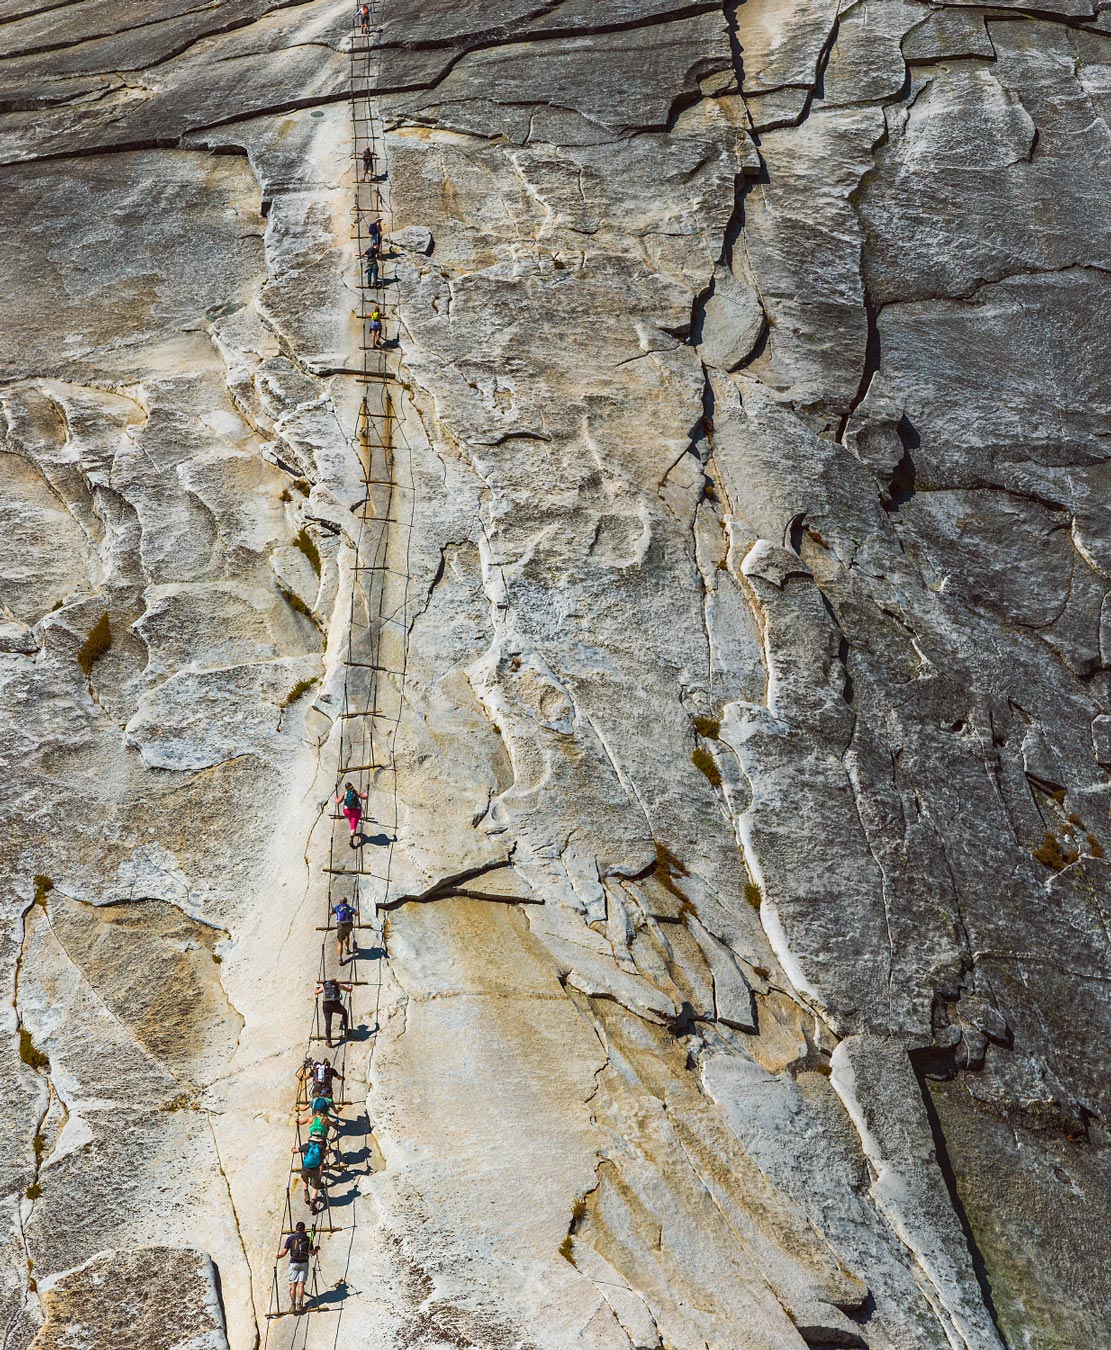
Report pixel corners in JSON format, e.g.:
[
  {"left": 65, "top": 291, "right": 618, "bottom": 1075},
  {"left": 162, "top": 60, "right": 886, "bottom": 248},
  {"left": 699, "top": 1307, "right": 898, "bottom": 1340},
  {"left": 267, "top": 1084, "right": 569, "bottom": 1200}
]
[
  {"left": 334, "top": 903, "right": 353, "bottom": 924},
  {"left": 303, "top": 1141, "right": 324, "bottom": 1169}
]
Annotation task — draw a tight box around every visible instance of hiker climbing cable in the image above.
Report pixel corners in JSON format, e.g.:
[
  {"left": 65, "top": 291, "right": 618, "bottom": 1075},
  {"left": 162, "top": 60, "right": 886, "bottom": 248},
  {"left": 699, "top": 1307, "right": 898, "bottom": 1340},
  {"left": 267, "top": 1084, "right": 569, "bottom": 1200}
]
[
  {"left": 364, "top": 241, "right": 380, "bottom": 287},
  {"left": 302, "top": 1094, "right": 341, "bottom": 1129},
  {"left": 315, "top": 976, "right": 353, "bottom": 1046},
  {"left": 357, "top": 3, "right": 370, "bottom": 34},
  {"left": 361, "top": 146, "right": 375, "bottom": 181},
  {"left": 294, "top": 1136, "right": 327, "bottom": 1213},
  {"left": 299, "top": 1102, "right": 340, "bottom": 1156},
  {"left": 337, "top": 780, "right": 367, "bottom": 843},
  {"left": 367, "top": 215, "right": 382, "bottom": 247},
  {"left": 369, "top": 309, "right": 384, "bottom": 349},
  {"left": 331, "top": 897, "right": 356, "bottom": 963},
  {"left": 308, "top": 1056, "right": 344, "bottom": 1102},
  {"left": 299, "top": 1100, "right": 342, "bottom": 1176},
  {"left": 298, "top": 1055, "right": 327, "bottom": 1104},
  {"left": 275, "top": 1220, "right": 318, "bottom": 1314}
]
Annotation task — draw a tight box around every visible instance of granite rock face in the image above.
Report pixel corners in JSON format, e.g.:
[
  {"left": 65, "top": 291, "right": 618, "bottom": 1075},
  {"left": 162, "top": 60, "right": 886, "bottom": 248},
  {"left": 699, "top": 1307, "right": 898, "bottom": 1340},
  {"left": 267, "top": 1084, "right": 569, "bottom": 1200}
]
[{"left": 2, "top": 1, "right": 1110, "bottom": 1348}]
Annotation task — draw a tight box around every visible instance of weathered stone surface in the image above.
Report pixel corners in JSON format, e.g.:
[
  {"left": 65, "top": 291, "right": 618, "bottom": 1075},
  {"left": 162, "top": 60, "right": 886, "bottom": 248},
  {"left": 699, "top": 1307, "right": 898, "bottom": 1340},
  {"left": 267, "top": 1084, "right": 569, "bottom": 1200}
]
[
  {"left": 4, "top": 1, "right": 1111, "bottom": 1348},
  {"left": 31, "top": 1246, "right": 227, "bottom": 1350}
]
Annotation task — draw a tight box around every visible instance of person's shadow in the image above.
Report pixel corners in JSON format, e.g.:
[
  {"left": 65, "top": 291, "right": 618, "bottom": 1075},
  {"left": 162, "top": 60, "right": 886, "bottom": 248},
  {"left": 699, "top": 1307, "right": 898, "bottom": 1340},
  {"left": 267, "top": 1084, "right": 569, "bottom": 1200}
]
[
  {"left": 339, "top": 1144, "right": 375, "bottom": 1176},
  {"left": 308, "top": 1280, "right": 350, "bottom": 1310},
  {"left": 340, "top": 1020, "right": 380, "bottom": 1042},
  {"left": 323, "top": 1178, "right": 362, "bottom": 1210},
  {"left": 353, "top": 829, "right": 394, "bottom": 848},
  {"left": 335, "top": 1113, "right": 370, "bottom": 1140}
]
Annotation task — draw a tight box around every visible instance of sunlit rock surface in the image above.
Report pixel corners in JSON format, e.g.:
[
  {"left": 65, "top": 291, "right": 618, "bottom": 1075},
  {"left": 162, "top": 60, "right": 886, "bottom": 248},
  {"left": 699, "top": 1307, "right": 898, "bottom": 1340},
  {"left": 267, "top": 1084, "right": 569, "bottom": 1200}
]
[{"left": 3, "top": 1, "right": 1111, "bottom": 1347}]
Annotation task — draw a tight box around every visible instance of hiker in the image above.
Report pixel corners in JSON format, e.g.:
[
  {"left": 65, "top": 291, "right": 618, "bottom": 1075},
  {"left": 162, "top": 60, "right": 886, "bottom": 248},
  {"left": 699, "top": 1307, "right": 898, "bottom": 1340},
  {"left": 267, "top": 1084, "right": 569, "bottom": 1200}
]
[
  {"left": 367, "top": 216, "right": 382, "bottom": 248},
  {"left": 337, "top": 781, "right": 367, "bottom": 842},
  {"left": 364, "top": 242, "right": 379, "bottom": 287},
  {"left": 357, "top": 3, "right": 370, "bottom": 34},
  {"left": 315, "top": 976, "right": 353, "bottom": 1046},
  {"left": 293, "top": 1137, "right": 326, "bottom": 1212},
  {"left": 361, "top": 146, "right": 374, "bottom": 180},
  {"left": 300, "top": 1107, "right": 336, "bottom": 1152},
  {"left": 369, "top": 310, "right": 384, "bottom": 349},
  {"left": 275, "top": 1221, "right": 318, "bottom": 1314},
  {"left": 309, "top": 1056, "right": 344, "bottom": 1102},
  {"left": 299, "top": 1095, "right": 342, "bottom": 1132},
  {"left": 331, "top": 898, "right": 356, "bottom": 963},
  {"left": 298, "top": 1101, "right": 342, "bottom": 1171}
]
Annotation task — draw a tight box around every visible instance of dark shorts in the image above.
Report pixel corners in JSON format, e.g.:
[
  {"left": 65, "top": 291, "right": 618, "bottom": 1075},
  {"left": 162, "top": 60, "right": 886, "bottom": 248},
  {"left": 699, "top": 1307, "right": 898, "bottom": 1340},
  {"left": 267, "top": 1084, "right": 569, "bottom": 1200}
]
[
  {"left": 336, "top": 921, "right": 352, "bottom": 942},
  {"left": 301, "top": 1165, "right": 322, "bottom": 1188}
]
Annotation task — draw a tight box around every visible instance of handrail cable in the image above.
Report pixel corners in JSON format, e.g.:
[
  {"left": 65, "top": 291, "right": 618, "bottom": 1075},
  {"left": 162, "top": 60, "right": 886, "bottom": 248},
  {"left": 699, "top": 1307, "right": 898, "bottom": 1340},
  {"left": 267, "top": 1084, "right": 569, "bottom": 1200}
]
[{"left": 262, "top": 0, "right": 418, "bottom": 1342}]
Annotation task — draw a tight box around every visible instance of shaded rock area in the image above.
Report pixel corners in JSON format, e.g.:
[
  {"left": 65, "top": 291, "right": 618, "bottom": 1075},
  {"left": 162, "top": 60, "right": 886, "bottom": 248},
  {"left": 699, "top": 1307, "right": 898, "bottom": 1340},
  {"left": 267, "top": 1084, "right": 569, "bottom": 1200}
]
[
  {"left": 2, "top": 0, "right": 1111, "bottom": 1348},
  {"left": 30, "top": 1246, "right": 227, "bottom": 1350}
]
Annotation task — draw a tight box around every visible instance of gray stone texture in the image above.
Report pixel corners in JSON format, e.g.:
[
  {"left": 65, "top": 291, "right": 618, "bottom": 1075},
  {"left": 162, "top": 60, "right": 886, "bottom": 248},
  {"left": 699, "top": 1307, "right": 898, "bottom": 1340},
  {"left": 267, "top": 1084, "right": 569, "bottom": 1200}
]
[{"left": 2, "top": 1, "right": 1110, "bottom": 1348}]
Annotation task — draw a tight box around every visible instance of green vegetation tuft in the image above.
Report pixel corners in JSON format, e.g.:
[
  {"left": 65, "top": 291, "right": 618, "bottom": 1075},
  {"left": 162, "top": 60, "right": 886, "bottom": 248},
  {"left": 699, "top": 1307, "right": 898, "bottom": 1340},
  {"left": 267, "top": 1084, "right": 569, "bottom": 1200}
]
[
  {"left": 292, "top": 527, "right": 322, "bottom": 576},
  {"left": 77, "top": 613, "right": 112, "bottom": 680},
  {"left": 25, "top": 1185, "right": 41, "bottom": 1203},
  {"left": 278, "top": 584, "right": 315, "bottom": 623},
  {"left": 32, "top": 1134, "right": 45, "bottom": 1162},
  {"left": 282, "top": 676, "right": 318, "bottom": 710},
  {"left": 162, "top": 1091, "right": 199, "bottom": 1113},
  {"left": 32, "top": 876, "right": 52, "bottom": 907},
  {"left": 559, "top": 1194, "right": 589, "bottom": 1264},
  {"left": 691, "top": 745, "right": 722, "bottom": 789},
  {"left": 1033, "top": 833, "right": 1078, "bottom": 872},
  {"left": 693, "top": 714, "right": 721, "bottom": 739},
  {"left": 743, "top": 881, "right": 763, "bottom": 910},
  {"left": 19, "top": 1030, "right": 48, "bottom": 1073},
  {"left": 1087, "top": 834, "right": 1105, "bottom": 859}
]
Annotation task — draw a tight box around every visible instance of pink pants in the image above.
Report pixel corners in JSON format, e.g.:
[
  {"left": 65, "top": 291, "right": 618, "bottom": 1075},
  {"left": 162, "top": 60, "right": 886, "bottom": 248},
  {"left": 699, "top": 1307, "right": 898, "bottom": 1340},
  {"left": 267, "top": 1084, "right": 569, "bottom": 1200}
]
[{"left": 342, "top": 806, "right": 361, "bottom": 833}]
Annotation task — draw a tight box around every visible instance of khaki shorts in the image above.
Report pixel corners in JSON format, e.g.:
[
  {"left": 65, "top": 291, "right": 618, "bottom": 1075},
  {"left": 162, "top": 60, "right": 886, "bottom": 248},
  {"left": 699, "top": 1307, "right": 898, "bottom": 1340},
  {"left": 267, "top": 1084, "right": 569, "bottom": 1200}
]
[{"left": 288, "top": 1261, "right": 309, "bottom": 1285}]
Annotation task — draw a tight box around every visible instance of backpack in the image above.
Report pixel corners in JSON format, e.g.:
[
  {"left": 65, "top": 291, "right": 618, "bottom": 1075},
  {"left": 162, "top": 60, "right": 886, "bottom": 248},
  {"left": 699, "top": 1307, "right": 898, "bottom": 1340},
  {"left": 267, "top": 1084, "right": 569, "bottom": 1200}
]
[
  {"left": 344, "top": 788, "right": 359, "bottom": 809},
  {"left": 308, "top": 1116, "right": 329, "bottom": 1141},
  {"left": 288, "top": 1231, "right": 310, "bottom": 1262},
  {"left": 311, "top": 1061, "right": 330, "bottom": 1090},
  {"left": 334, "top": 903, "right": 353, "bottom": 924},
  {"left": 302, "top": 1141, "right": 324, "bottom": 1169},
  {"left": 322, "top": 979, "right": 339, "bottom": 1001}
]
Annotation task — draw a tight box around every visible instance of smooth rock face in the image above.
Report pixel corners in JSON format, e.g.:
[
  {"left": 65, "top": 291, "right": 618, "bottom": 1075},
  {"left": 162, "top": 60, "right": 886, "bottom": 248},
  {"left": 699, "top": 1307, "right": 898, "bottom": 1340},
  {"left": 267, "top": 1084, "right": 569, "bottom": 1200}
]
[{"left": 3, "top": 2, "right": 1111, "bottom": 1349}]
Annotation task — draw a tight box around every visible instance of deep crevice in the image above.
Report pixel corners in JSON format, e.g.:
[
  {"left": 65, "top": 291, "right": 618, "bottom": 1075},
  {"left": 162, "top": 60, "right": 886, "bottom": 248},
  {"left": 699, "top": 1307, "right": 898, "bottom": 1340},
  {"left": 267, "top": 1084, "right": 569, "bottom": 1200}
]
[{"left": 908, "top": 1054, "right": 1012, "bottom": 1349}]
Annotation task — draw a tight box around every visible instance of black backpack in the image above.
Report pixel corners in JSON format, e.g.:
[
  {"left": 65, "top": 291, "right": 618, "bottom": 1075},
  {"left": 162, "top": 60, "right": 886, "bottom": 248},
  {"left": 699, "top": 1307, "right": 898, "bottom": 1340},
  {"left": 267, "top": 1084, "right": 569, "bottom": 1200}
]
[
  {"left": 288, "top": 1231, "right": 310, "bottom": 1262},
  {"left": 322, "top": 980, "right": 339, "bottom": 1001}
]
